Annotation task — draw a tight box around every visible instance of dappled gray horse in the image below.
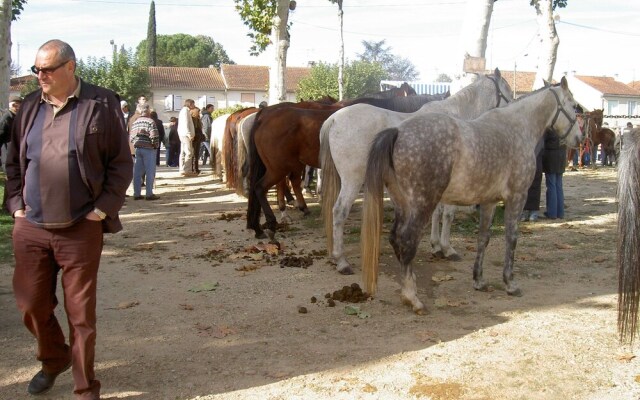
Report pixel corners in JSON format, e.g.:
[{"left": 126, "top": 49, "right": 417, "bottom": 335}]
[{"left": 360, "top": 77, "right": 582, "bottom": 314}]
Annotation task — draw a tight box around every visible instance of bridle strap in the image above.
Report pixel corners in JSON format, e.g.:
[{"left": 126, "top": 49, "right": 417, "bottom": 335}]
[
  {"left": 487, "top": 75, "right": 511, "bottom": 108},
  {"left": 549, "top": 88, "right": 577, "bottom": 140}
]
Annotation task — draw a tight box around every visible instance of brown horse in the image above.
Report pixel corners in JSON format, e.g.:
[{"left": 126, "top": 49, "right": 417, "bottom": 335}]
[
  {"left": 246, "top": 92, "right": 450, "bottom": 239},
  {"left": 567, "top": 109, "right": 614, "bottom": 168}
]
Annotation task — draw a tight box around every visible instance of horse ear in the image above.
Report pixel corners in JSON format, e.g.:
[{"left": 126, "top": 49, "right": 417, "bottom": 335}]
[
  {"left": 542, "top": 79, "right": 550, "bottom": 87},
  {"left": 560, "top": 76, "right": 569, "bottom": 90},
  {"left": 494, "top": 67, "right": 501, "bottom": 78}
]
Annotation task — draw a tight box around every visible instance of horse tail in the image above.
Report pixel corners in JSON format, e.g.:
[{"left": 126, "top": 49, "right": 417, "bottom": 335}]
[
  {"left": 236, "top": 129, "right": 248, "bottom": 197},
  {"left": 617, "top": 129, "right": 640, "bottom": 344},
  {"left": 223, "top": 116, "right": 236, "bottom": 187},
  {"left": 319, "top": 117, "right": 339, "bottom": 253},
  {"left": 361, "top": 127, "right": 398, "bottom": 295},
  {"left": 246, "top": 110, "right": 266, "bottom": 231}
]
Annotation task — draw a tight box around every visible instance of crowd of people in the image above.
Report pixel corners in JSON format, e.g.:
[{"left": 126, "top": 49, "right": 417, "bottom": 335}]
[{"left": 120, "top": 96, "right": 215, "bottom": 193}]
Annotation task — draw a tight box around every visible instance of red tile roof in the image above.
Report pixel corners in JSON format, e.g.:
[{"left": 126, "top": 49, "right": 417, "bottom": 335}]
[
  {"left": 627, "top": 80, "right": 640, "bottom": 91},
  {"left": 574, "top": 75, "right": 640, "bottom": 96},
  {"left": 487, "top": 70, "right": 539, "bottom": 94},
  {"left": 148, "top": 66, "right": 226, "bottom": 90},
  {"left": 10, "top": 75, "right": 37, "bottom": 92},
  {"left": 221, "top": 64, "right": 310, "bottom": 93}
]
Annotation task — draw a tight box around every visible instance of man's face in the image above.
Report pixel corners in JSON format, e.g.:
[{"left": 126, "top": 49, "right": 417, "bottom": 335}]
[
  {"left": 10, "top": 102, "right": 21, "bottom": 113},
  {"left": 138, "top": 96, "right": 147, "bottom": 104},
  {"left": 33, "top": 48, "right": 74, "bottom": 98}
]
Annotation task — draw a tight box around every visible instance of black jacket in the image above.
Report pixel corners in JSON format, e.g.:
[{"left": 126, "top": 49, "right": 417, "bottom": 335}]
[{"left": 542, "top": 129, "right": 567, "bottom": 175}]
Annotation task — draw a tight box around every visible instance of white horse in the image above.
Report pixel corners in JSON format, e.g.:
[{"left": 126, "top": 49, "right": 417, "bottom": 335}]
[
  {"left": 210, "top": 113, "right": 230, "bottom": 180},
  {"left": 320, "top": 69, "right": 513, "bottom": 274}
]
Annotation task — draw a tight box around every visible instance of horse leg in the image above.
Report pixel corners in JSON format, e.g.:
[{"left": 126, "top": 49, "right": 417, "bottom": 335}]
[
  {"left": 439, "top": 204, "right": 461, "bottom": 261},
  {"left": 430, "top": 204, "right": 445, "bottom": 258},
  {"left": 289, "top": 171, "right": 310, "bottom": 216},
  {"left": 253, "top": 175, "right": 281, "bottom": 241},
  {"left": 389, "top": 206, "right": 431, "bottom": 314},
  {"left": 472, "top": 203, "right": 497, "bottom": 292},
  {"left": 332, "top": 183, "right": 361, "bottom": 275},
  {"left": 276, "top": 180, "right": 292, "bottom": 224},
  {"left": 502, "top": 199, "right": 525, "bottom": 297}
]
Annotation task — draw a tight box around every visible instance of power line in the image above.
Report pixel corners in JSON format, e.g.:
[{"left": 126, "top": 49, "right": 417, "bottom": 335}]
[{"left": 558, "top": 21, "right": 640, "bottom": 37}]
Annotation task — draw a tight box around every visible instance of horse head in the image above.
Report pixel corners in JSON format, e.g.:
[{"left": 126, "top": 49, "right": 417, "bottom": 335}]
[
  {"left": 488, "top": 67, "right": 514, "bottom": 107},
  {"left": 550, "top": 76, "right": 582, "bottom": 148}
]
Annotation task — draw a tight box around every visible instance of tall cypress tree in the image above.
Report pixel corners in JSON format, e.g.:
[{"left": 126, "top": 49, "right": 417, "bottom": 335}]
[{"left": 147, "top": 0, "right": 157, "bottom": 66}]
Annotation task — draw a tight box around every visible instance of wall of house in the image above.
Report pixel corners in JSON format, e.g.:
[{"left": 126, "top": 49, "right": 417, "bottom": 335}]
[
  {"left": 566, "top": 76, "right": 603, "bottom": 111},
  {"left": 602, "top": 96, "right": 639, "bottom": 128},
  {"left": 150, "top": 88, "right": 226, "bottom": 122},
  {"left": 222, "top": 90, "right": 298, "bottom": 108}
]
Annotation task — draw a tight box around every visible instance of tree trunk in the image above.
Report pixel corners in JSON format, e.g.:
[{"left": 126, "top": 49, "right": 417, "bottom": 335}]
[
  {"left": 269, "top": 0, "right": 290, "bottom": 105},
  {"left": 457, "top": 0, "right": 494, "bottom": 85},
  {"left": 532, "top": 0, "right": 559, "bottom": 86},
  {"left": 0, "top": 0, "right": 12, "bottom": 110},
  {"left": 337, "top": 0, "right": 344, "bottom": 101}
]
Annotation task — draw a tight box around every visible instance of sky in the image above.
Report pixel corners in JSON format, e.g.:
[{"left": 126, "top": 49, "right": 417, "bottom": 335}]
[{"left": 9, "top": 0, "right": 640, "bottom": 84}]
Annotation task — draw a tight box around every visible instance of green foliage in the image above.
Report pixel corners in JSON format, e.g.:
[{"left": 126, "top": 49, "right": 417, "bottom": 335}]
[
  {"left": 530, "top": 0, "right": 567, "bottom": 10},
  {"left": 297, "top": 60, "right": 387, "bottom": 101},
  {"left": 357, "top": 40, "right": 419, "bottom": 81},
  {"left": 212, "top": 104, "right": 245, "bottom": 119},
  {"left": 435, "top": 73, "right": 453, "bottom": 83},
  {"left": 75, "top": 49, "right": 150, "bottom": 105},
  {"left": 136, "top": 34, "right": 234, "bottom": 68},
  {"left": 234, "top": 0, "right": 278, "bottom": 56},
  {"left": 11, "top": 0, "right": 27, "bottom": 21},
  {"left": 147, "top": 0, "right": 157, "bottom": 66}
]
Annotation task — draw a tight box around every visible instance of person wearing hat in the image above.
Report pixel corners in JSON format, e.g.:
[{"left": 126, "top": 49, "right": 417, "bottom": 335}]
[
  {"left": 120, "top": 100, "right": 132, "bottom": 127},
  {"left": 0, "top": 96, "right": 22, "bottom": 165}
]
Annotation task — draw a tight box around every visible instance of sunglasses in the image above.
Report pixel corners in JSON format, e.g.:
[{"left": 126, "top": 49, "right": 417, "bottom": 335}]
[{"left": 31, "top": 60, "right": 70, "bottom": 75}]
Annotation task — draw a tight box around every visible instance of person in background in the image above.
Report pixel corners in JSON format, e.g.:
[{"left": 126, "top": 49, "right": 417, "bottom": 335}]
[
  {"left": 166, "top": 117, "right": 180, "bottom": 167},
  {"left": 200, "top": 104, "right": 214, "bottom": 165},
  {"left": 178, "top": 99, "right": 197, "bottom": 176},
  {"left": 191, "top": 106, "right": 205, "bottom": 174},
  {"left": 0, "top": 96, "right": 22, "bottom": 209},
  {"left": 130, "top": 103, "right": 160, "bottom": 200},
  {"left": 5, "top": 39, "right": 132, "bottom": 400},
  {"left": 120, "top": 100, "right": 131, "bottom": 127},
  {"left": 520, "top": 138, "right": 544, "bottom": 222},
  {"left": 542, "top": 128, "right": 567, "bottom": 220},
  {"left": 150, "top": 111, "right": 165, "bottom": 166}
]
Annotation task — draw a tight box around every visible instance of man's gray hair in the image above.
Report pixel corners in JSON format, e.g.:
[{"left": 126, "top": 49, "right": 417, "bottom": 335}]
[{"left": 39, "top": 39, "right": 77, "bottom": 66}]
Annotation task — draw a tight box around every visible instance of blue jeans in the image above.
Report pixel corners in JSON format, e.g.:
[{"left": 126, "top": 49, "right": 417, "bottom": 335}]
[
  {"left": 545, "top": 173, "right": 564, "bottom": 218},
  {"left": 133, "top": 147, "right": 157, "bottom": 197}
]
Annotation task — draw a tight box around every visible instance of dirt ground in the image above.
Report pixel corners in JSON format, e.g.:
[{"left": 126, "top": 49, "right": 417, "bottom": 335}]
[{"left": 1, "top": 162, "right": 639, "bottom": 400}]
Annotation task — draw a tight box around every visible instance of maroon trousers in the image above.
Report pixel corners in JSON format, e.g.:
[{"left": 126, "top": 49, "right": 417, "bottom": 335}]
[{"left": 13, "top": 217, "right": 103, "bottom": 399}]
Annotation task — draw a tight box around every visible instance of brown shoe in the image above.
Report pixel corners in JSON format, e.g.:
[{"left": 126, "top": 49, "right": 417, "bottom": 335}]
[{"left": 145, "top": 195, "right": 160, "bottom": 201}]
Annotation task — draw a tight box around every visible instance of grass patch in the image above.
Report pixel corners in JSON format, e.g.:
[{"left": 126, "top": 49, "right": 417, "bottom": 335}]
[
  {"left": 451, "top": 204, "right": 506, "bottom": 237},
  {"left": 0, "top": 173, "right": 14, "bottom": 264}
]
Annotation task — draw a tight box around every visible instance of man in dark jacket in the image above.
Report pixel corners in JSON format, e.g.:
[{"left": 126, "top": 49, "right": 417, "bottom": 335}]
[
  {"left": 0, "top": 96, "right": 22, "bottom": 165},
  {"left": 5, "top": 39, "right": 132, "bottom": 400}
]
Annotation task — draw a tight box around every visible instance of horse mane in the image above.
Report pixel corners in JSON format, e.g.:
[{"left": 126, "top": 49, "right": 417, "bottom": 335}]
[{"left": 339, "top": 92, "right": 449, "bottom": 113}]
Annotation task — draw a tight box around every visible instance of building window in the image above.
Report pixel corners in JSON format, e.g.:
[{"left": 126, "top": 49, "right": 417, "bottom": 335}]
[
  {"left": 241, "top": 93, "right": 256, "bottom": 105},
  {"left": 607, "top": 100, "right": 618, "bottom": 116},
  {"left": 629, "top": 101, "right": 637, "bottom": 116}
]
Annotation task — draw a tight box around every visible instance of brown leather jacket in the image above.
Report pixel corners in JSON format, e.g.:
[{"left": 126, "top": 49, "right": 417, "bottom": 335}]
[{"left": 5, "top": 80, "right": 133, "bottom": 233}]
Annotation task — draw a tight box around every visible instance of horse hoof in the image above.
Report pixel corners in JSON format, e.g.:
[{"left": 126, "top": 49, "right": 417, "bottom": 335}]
[
  {"left": 266, "top": 229, "right": 276, "bottom": 241},
  {"left": 446, "top": 253, "right": 462, "bottom": 261},
  {"left": 337, "top": 266, "right": 354, "bottom": 275},
  {"left": 473, "top": 282, "right": 489, "bottom": 292},
  {"left": 432, "top": 250, "right": 445, "bottom": 259},
  {"left": 254, "top": 232, "right": 267, "bottom": 239},
  {"left": 414, "top": 306, "right": 428, "bottom": 315},
  {"left": 507, "top": 287, "right": 523, "bottom": 297},
  {"left": 301, "top": 208, "right": 311, "bottom": 216}
]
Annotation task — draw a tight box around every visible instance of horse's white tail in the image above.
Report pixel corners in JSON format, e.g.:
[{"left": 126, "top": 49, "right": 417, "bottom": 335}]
[
  {"left": 361, "top": 128, "right": 399, "bottom": 295},
  {"left": 320, "top": 117, "right": 339, "bottom": 253},
  {"left": 617, "top": 128, "right": 640, "bottom": 344}
]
